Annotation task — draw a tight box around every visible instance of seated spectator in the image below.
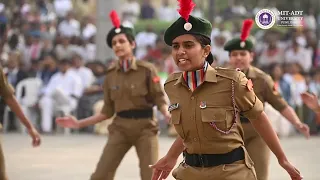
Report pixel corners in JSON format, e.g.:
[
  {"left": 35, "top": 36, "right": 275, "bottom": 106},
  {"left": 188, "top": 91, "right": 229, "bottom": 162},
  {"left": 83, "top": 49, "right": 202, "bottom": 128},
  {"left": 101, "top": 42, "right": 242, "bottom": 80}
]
[
  {"left": 269, "top": 63, "right": 292, "bottom": 105},
  {"left": 284, "top": 38, "right": 312, "bottom": 72},
  {"left": 54, "top": 34, "right": 75, "bottom": 60},
  {"left": 3, "top": 53, "right": 28, "bottom": 88},
  {"left": 142, "top": 38, "right": 165, "bottom": 63},
  {"left": 38, "top": 59, "right": 83, "bottom": 133},
  {"left": 306, "top": 69, "right": 320, "bottom": 133},
  {"left": 283, "top": 62, "right": 308, "bottom": 120},
  {"left": 83, "top": 35, "right": 96, "bottom": 63},
  {"left": 140, "top": 0, "right": 155, "bottom": 19},
  {"left": 38, "top": 53, "right": 59, "bottom": 87},
  {"left": 121, "top": 0, "right": 140, "bottom": 25},
  {"left": 57, "top": 11, "right": 80, "bottom": 37},
  {"left": 69, "top": 53, "right": 95, "bottom": 90},
  {"left": 76, "top": 61, "right": 105, "bottom": 133},
  {"left": 258, "top": 38, "right": 285, "bottom": 68}
]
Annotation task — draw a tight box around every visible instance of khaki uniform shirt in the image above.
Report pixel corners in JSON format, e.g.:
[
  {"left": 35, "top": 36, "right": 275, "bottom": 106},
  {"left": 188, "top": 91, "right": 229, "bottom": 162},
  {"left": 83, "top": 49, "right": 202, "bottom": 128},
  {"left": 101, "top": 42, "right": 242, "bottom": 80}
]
[
  {"left": 164, "top": 65, "right": 264, "bottom": 154},
  {"left": 0, "top": 67, "right": 14, "bottom": 99},
  {"left": 0, "top": 67, "right": 14, "bottom": 129},
  {"left": 239, "top": 66, "right": 288, "bottom": 123},
  {"left": 245, "top": 66, "right": 288, "bottom": 111},
  {"left": 101, "top": 59, "right": 167, "bottom": 118}
]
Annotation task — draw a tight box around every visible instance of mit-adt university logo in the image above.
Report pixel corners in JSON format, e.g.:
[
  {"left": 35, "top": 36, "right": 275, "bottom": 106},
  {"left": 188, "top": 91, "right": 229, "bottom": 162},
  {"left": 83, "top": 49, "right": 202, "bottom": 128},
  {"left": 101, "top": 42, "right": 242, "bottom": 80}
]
[{"left": 255, "top": 9, "right": 276, "bottom": 29}]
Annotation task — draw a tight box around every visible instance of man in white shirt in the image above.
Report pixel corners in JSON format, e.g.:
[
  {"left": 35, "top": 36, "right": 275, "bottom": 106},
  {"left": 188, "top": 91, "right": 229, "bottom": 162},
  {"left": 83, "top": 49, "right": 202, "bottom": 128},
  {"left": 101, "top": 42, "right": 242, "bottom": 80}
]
[
  {"left": 135, "top": 25, "right": 157, "bottom": 59},
  {"left": 39, "top": 59, "right": 83, "bottom": 133},
  {"left": 121, "top": 0, "right": 140, "bottom": 24},
  {"left": 54, "top": 0, "right": 73, "bottom": 19},
  {"left": 69, "top": 53, "right": 95, "bottom": 90},
  {"left": 157, "top": 0, "right": 178, "bottom": 22},
  {"left": 284, "top": 39, "right": 312, "bottom": 72},
  {"left": 211, "top": 34, "right": 229, "bottom": 66},
  {"left": 82, "top": 16, "right": 96, "bottom": 41},
  {"left": 58, "top": 11, "right": 80, "bottom": 37}
]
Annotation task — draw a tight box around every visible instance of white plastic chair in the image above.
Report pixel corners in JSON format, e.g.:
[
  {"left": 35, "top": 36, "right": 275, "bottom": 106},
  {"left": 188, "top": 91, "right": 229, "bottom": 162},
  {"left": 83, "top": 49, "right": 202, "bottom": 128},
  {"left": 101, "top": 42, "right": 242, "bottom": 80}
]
[{"left": 2, "top": 78, "right": 42, "bottom": 133}]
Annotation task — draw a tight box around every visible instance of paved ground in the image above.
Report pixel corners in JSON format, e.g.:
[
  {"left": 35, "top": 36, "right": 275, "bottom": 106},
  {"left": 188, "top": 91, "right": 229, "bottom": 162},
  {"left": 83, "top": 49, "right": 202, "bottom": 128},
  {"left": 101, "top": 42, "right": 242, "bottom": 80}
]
[{"left": 2, "top": 133, "right": 319, "bottom": 180}]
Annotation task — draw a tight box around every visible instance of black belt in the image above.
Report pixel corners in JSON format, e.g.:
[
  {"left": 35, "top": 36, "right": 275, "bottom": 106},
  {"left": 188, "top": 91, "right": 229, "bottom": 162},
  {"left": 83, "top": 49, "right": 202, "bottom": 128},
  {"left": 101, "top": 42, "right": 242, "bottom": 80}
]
[
  {"left": 183, "top": 147, "right": 244, "bottom": 167},
  {"left": 117, "top": 109, "right": 153, "bottom": 119}
]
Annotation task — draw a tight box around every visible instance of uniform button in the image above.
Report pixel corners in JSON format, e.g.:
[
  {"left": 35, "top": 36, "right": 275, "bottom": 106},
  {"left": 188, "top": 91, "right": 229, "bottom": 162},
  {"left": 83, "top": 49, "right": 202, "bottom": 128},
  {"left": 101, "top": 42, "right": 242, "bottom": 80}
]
[
  {"left": 193, "top": 138, "right": 198, "bottom": 142},
  {"left": 191, "top": 96, "right": 194, "bottom": 100}
]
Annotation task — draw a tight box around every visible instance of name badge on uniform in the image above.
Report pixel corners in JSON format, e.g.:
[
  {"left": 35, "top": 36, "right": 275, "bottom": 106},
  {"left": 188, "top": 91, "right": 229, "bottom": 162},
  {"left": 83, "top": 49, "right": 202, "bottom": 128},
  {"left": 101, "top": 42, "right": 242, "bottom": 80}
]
[
  {"left": 168, "top": 103, "right": 179, "bottom": 112},
  {"left": 200, "top": 101, "right": 206, "bottom": 109}
]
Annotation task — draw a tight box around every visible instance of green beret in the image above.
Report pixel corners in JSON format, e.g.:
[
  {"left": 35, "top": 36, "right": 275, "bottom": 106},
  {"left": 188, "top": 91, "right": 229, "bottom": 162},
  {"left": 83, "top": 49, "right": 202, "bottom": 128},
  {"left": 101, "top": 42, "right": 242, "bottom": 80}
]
[
  {"left": 224, "top": 37, "right": 254, "bottom": 52},
  {"left": 106, "top": 25, "right": 135, "bottom": 48},
  {"left": 164, "top": 15, "right": 212, "bottom": 46}
]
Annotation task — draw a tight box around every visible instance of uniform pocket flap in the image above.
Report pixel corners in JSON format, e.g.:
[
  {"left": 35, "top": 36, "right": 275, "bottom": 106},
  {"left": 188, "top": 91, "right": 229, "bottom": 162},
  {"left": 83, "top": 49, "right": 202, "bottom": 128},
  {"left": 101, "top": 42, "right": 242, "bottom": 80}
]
[
  {"left": 170, "top": 109, "right": 181, "bottom": 124},
  {"left": 201, "top": 108, "right": 226, "bottom": 122}
]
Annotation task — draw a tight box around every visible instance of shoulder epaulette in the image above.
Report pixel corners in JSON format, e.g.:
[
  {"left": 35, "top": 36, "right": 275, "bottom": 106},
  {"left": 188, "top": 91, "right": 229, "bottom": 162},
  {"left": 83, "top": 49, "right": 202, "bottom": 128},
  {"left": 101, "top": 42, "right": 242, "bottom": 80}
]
[
  {"left": 136, "top": 60, "right": 155, "bottom": 70},
  {"left": 165, "top": 72, "right": 182, "bottom": 84},
  {"left": 251, "top": 66, "right": 271, "bottom": 82},
  {"left": 251, "top": 66, "right": 266, "bottom": 76},
  {"left": 106, "top": 64, "right": 116, "bottom": 72},
  {"left": 215, "top": 67, "right": 243, "bottom": 82}
]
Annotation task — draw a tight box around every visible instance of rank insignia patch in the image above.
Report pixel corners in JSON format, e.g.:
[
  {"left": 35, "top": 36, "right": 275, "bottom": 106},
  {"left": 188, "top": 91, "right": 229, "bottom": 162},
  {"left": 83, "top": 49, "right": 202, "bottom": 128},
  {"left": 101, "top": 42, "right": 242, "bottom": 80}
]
[
  {"left": 247, "top": 79, "right": 253, "bottom": 91},
  {"left": 168, "top": 103, "right": 179, "bottom": 112}
]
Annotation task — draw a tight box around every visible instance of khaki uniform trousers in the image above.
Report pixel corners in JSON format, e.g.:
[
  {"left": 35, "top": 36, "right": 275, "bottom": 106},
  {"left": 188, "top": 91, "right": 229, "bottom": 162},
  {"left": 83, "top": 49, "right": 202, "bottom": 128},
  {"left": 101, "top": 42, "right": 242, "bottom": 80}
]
[
  {"left": 242, "top": 123, "right": 270, "bottom": 180},
  {"left": 0, "top": 141, "right": 7, "bottom": 180},
  {"left": 172, "top": 147, "right": 257, "bottom": 180},
  {"left": 90, "top": 117, "right": 159, "bottom": 180}
]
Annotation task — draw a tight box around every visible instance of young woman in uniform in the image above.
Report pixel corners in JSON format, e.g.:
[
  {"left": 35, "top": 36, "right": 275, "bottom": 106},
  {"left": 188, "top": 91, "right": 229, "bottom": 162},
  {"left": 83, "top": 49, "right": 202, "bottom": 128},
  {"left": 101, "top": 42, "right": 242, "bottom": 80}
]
[
  {"left": 222, "top": 19, "right": 310, "bottom": 180},
  {"left": 150, "top": 0, "right": 303, "bottom": 180},
  {"left": 56, "top": 10, "right": 170, "bottom": 180},
  {"left": 0, "top": 66, "right": 41, "bottom": 180}
]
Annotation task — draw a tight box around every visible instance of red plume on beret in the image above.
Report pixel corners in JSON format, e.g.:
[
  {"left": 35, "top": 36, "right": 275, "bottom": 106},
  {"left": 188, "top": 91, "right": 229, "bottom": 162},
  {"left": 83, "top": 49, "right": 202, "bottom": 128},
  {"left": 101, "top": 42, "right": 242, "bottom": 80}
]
[
  {"left": 177, "top": 0, "right": 196, "bottom": 22},
  {"left": 240, "top": 19, "right": 254, "bottom": 42},
  {"left": 109, "top": 10, "right": 121, "bottom": 28}
]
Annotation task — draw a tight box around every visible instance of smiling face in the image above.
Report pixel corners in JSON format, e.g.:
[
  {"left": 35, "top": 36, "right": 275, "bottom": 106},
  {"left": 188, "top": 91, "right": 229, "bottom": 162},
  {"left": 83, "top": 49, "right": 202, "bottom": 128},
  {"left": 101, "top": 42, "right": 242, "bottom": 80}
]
[
  {"left": 111, "top": 33, "right": 135, "bottom": 59},
  {"left": 228, "top": 50, "right": 254, "bottom": 71},
  {"left": 171, "top": 34, "right": 211, "bottom": 71}
]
